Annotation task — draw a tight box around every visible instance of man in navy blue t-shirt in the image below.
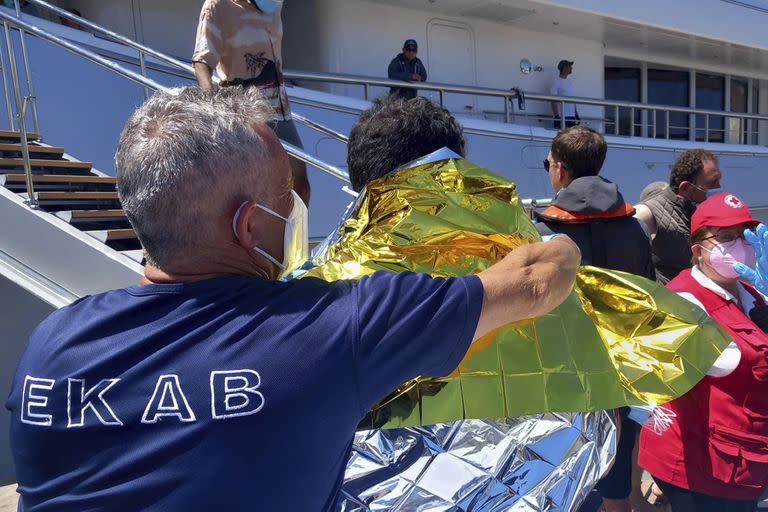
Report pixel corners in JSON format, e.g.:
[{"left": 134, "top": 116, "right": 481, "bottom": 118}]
[{"left": 6, "top": 86, "right": 581, "bottom": 511}]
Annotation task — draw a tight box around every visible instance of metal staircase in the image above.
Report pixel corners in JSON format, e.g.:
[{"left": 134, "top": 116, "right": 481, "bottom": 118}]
[{"left": 0, "top": 130, "right": 142, "bottom": 262}]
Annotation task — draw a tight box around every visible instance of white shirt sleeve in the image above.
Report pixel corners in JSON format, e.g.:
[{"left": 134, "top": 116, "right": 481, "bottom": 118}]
[
  {"left": 550, "top": 79, "right": 559, "bottom": 96},
  {"left": 677, "top": 291, "right": 741, "bottom": 377}
]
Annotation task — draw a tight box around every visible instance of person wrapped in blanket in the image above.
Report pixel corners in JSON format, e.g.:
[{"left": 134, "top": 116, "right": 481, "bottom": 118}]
[{"left": 297, "top": 96, "right": 734, "bottom": 511}]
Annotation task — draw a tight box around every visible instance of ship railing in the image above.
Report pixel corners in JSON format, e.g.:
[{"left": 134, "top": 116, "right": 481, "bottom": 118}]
[
  {"left": 284, "top": 69, "right": 768, "bottom": 145},
  {"left": 5, "top": 2, "right": 767, "bottom": 221},
  {"left": 15, "top": 0, "right": 768, "bottom": 147}
]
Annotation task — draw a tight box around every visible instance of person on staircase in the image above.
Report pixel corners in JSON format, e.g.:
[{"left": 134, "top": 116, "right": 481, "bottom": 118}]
[{"left": 193, "top": 0, "right": 310, "bottom": 205}]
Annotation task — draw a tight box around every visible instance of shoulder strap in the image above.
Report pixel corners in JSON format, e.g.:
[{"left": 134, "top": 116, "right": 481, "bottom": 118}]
[
  {"left": 742, "top": 282, "right": 766, "bottom": 307},
  {"left": 668, "top": 270, "right": 730, "bottom": 314}
]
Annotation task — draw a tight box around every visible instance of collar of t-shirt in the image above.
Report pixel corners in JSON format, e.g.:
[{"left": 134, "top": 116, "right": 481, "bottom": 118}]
[{"left": 691, "top": 264, "right": 762, "bottom": 313}]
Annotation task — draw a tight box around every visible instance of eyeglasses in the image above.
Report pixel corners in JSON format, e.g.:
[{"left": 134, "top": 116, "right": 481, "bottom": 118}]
[
  {"left": 405, "top": 47, "right": 417, "bottom": 53},
  {"left": 701, "top": 230, "right": 753, "bottom": 244}
]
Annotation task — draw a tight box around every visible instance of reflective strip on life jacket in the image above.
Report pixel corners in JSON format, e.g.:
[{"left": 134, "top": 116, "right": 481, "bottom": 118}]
[{"left": 535, "top": 202, "right": 636, "bottom": 224}]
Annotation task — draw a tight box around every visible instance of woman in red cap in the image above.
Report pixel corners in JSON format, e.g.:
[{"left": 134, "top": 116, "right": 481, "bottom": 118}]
[{"left": 639, "top": 192, "right": 768, "bottom": 511}]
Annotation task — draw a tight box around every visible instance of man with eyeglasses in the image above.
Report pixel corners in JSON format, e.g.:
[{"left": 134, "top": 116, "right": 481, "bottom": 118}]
[
  {"left": 387, "top": 39, "right": 427, "bottom": 100},
  {"left": 635, "top": 149, "right": 722, "bottom": 283},
  {"left": 535, "top": 125, "right": 654, "bottom": 512}
]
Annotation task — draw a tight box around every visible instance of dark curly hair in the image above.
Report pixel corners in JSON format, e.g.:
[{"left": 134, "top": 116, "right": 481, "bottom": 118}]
[
  {"left": 347, "top": 96, "right": 466, "bottom": 192},
  {"left": 669, "top": 149, "right": 718, "bottom": 193}
]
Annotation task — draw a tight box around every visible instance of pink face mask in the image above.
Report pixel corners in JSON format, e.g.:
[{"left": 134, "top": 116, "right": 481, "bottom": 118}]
[{"left": 701, "top": 239, "right": 757, "bottom": 279}]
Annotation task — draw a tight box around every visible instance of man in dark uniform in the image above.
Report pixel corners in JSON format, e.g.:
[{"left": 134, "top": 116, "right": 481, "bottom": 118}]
[{"left": 387, "top": 39, "right": 427, "bottom": 100}]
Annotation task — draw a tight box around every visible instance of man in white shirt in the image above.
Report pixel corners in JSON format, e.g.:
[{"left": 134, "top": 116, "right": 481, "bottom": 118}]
[{"left": 550, "top": 59, "right": 579, "bottom": 129}]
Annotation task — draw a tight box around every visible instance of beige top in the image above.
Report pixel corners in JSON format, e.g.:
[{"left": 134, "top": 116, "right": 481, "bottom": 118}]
[{"left": 193, "top": 0, "right": 290, "bottom": 121}]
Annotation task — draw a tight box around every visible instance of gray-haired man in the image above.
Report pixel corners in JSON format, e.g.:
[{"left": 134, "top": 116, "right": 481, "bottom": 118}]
[{"left": 6, "top": 86, "right": 580, "bottom": 511}]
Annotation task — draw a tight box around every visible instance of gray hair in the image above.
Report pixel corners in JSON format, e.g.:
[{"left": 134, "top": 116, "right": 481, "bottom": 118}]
[{"left": 115, "top": 86, "right": 274, "bottom": 268}]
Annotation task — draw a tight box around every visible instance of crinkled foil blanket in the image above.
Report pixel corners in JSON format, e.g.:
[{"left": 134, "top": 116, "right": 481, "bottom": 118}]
[
  {"left": 297, "top": 152, "right": 730, "bottom": 510},
  {"left": 339, "top": 413, "right": 616, "bottom": 511}
]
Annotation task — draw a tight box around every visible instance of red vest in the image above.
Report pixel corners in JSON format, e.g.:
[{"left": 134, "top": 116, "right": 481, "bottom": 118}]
[{"left": 639, "top": 268, "right": 768, "bottom": 500}]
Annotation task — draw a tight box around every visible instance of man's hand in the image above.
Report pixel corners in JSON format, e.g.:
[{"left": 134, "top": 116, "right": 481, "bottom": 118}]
[
  {"left": 734, "top": 223, "right": 768, "bottom": 295},
  {"left": 474, "top": 235, "right": 581, "bottom": 340},
  {"left": 412, "top": 73, "right": 422, "bottom": 81}
]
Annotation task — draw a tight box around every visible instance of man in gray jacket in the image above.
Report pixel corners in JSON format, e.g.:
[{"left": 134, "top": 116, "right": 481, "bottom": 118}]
[{"left": 387, "top": 39, "right": 427, "bottom": 100}]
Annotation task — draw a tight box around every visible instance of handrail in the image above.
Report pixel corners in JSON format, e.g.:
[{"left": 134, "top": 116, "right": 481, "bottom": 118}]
[
  {"left": 3, "top": 21, "right": 34, "bottom": 205},
  {"left": 291, "top": 112, "right": 349, "bottom": 144},
  {"left": 0, "top": 13, "right": 165, "bottom": 91},
  {"left": 25, "top": 0, "right": 197, "bottom": 77},
  {"left": 12, "top": 0, "right": 39, "bottom": 135},
  {"left": 284, "top": 69, "right": 768, "bottom": 123}
]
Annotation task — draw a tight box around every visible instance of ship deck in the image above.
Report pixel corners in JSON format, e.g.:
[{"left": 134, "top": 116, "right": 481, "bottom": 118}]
[{"left": 0, "top": 484, "right": 16, "bottom": 511}]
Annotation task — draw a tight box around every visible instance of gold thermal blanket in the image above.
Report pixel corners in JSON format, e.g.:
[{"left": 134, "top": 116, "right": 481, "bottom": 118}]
[{"left": 302, "top": 155, "right": 730, "bottom": 430}]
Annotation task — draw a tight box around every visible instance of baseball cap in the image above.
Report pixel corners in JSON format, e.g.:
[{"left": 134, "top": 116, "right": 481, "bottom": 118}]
[
  {"left": 403, "top": 39, "right": 418, "bottom": 50},
  {"left": 557, "top": 59, "right": 574, "bottom": 71},
  {"left": 690, "top": 192, "right": 759, "bottom": 234}
]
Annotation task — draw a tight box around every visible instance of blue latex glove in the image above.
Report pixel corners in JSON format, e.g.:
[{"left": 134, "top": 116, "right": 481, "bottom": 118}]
[{"left": 733, "top": 223, "right": 768, "bottom": 295}]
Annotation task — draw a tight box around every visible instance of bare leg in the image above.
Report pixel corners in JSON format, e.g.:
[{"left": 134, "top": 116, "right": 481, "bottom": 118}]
[{"left": 290, "top": 156, "right": 310, "bottom": 207}]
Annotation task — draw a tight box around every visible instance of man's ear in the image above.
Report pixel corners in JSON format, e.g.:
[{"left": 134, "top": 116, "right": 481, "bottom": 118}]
[
  {"left": 678, "top": 181, "right": 691, "bottom": 197},
  {"left": 233, "top": 201, "right": 259, "bottom": 249}
]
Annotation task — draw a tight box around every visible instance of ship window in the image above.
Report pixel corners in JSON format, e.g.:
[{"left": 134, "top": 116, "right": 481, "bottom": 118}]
[
  {"left": 696, "top": 73, "right": 725, "bottom": 143},
  {"left": 605, "top": 67, "right": 640, "bottom": 136},
  {"left": 648, "top": 69, "right": 689, "bottom": 140},
  {"left": 730, "top": 78, "right": 749, "bottom": 144}
]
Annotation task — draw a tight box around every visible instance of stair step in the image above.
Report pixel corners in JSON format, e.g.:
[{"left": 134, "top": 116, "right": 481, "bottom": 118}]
[
  {"left": 36, "top": 191, "right": 118, "bottom": 201},
  {"left": 0, "top": 174, "right": 115, "bottom": 185},
  {"left": 22, "top": 191, "right": 122, "bottom": 211},
  {"left": 0, "top": 130, "right": 39, "bottom": 142},
  {"left": 55, "top": 209, "right": 126, "bottom": 222},
  {"left": 86, "top": 228, "right": 137, "bottom": 243},
  {"left": 0, "top": 143, "right": 64, "bottom": 157},
  {"left": 0, "top": 158, "right": 91, "bottom": 169}
]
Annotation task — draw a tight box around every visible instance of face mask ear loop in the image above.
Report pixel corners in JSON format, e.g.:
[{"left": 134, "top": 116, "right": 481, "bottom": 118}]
[
  {"left": 255, "top": 202, "right": 289, "bottom": 222},
  {"left": 232, "top": 201, "right": 250, "bottom": 241},
  {"left": 232, "top": 201, "right": 286, "bottom": 271}
]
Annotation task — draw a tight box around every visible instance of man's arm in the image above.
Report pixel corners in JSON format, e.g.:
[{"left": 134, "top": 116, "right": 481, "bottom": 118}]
[
  {"left": 417, "top": 60, "right": 427, "bottom": 82},
  {"left": 192, "top": 2, "right": 221, "bottom": 91},
  {"left": 634, "top": 204, "right": 657, "bottom": 240},
  {"left": 474, "top": 236, "right": 580, "bottom": 340},
  {"left": 550, "top": 80, "right": 559, "bottom": 116},
  {"left": 194, "top": 61, "right": 215, "bottom": 92}
]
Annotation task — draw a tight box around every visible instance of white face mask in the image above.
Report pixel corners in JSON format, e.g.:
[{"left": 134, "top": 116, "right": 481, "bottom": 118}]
[
  {"left": 232, "top": 190, "right": 309, "bottom": 279},
  {"left": 248, "top": 0, "right": 282, "bottom": 15}
]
